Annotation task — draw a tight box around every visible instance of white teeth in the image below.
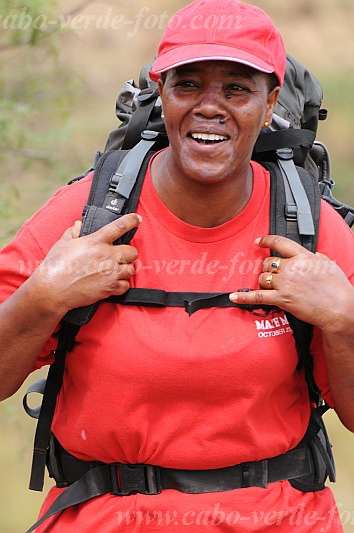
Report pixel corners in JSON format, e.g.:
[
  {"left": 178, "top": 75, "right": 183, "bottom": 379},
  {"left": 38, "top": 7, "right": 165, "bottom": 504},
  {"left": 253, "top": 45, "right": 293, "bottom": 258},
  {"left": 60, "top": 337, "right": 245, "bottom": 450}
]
[{"left": 191, "top": 133, "right": 227, "bottom": 141}]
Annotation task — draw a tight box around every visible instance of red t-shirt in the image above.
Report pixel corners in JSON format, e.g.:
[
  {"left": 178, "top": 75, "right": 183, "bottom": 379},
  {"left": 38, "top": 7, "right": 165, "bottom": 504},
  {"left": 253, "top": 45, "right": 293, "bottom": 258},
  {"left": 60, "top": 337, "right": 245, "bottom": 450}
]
[{"left": 1, "top": 160, "right": 352, "bottom": 531}]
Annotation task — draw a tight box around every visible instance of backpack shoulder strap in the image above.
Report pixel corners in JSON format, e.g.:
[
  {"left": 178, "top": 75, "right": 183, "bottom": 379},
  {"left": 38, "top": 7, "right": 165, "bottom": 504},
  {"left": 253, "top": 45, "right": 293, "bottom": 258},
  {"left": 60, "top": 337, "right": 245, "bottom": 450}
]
[
  {"left": 26, "top": 322, "right": 79, "bottom": 492},
  {"left": 65, "top": 132, "right": 162, "bottom": 327},
  {"left": 267, "top": 155, "right": 322, "bottom": 403},
  {"left": 267, "top": 151, "right": 321, "bottom": 252}
]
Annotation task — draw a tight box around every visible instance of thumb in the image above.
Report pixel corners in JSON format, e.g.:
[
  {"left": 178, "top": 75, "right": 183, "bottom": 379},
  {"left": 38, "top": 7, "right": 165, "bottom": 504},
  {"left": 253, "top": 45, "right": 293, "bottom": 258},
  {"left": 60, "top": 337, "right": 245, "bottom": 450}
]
[{"left": 92, "top": 213, "right": 142, "bottom": 244}]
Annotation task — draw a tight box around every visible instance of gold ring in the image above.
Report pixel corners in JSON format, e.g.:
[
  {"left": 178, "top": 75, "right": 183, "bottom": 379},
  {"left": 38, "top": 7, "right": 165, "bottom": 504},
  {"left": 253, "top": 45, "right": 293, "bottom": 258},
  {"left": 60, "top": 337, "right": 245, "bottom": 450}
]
[
  {"left": 265, "top": 274, "right": 273, "bottom": 287},
  {"left": 270, "top": 258, "right": 281, "bottom": 274}
]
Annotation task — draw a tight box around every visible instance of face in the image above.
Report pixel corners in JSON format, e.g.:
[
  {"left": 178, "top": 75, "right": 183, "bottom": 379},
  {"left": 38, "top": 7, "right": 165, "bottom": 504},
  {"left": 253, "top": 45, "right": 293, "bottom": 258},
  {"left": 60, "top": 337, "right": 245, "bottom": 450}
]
[{"left": 158, "top": 61, "right": 279, "bottom": 186}]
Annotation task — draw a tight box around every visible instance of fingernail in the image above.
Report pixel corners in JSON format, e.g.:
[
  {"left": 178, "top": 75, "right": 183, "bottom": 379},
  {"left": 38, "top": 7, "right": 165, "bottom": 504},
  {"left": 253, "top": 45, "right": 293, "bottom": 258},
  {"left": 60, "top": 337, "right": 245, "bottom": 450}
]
[
  {"left": 255, "top": 237, "right": 262, "bottom": 245},
  {"left": 136, "top": 214, "right": 143, "bottom": 223},
  {"left": 229, "top": 293, "right": 238, "bottom": 302}
]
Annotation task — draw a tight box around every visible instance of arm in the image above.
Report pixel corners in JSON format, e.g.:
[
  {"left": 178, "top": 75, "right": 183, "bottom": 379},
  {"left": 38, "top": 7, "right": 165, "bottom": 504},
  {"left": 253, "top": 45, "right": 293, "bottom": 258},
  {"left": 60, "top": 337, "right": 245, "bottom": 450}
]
[
  {"left": 0, "top": 214, "right": 141, "bottom": 401},
  {"left": 229, "top": 234, "right": 354, "bottom": 432},
  {"left": 321, "top": 315, "right": 354, "bottom": 431}
]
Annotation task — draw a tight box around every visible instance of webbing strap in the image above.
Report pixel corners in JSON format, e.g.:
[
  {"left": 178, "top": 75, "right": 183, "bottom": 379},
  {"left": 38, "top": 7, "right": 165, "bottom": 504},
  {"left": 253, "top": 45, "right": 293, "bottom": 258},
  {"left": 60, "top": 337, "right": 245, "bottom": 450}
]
[
  {"left": 26, "top": 444, "right": 314, "bottom": 533},
  {"left": 26, "top": 467, "right": 111, "bottom": 533},
  {"left": 253, "top": 128, "right": 315, "bottom": 154},
  {"left": 111, "top": 132, "right": 160, "bottom": 199},
  {"left": 107, "top": 289, "right": 278, "bottom": 316},
  {"left": 28, "top": 323, "right": 78, "bottom": 492},
  {"left": 23, "top": 378, "right": 46, "bottom": 420},
  {"left": 277, "top": 154, "right": 315, "bottom": 237}
]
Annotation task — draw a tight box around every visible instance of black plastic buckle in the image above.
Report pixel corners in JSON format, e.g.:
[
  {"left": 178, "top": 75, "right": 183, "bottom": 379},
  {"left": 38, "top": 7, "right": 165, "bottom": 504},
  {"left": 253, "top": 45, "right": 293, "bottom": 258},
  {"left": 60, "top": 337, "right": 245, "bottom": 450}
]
[
  {"left": 285, "top": 203, "right": 298, "bottom": 220},
  {"left": 276, "top": 147, "right": 294, "bottom": 161},
  {"left": 109, "top": 463, "right": 162, "bottom": 496}
]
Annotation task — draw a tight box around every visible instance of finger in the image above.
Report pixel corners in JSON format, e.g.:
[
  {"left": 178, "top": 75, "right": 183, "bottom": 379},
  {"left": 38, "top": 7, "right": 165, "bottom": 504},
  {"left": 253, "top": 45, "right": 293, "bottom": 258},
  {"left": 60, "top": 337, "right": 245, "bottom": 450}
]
[
  {"left": 60, "top": 220, "right": 82, "bottom": 241},
  {"left": 114, "top": 263, "right": 136, "bottom": 280},
  {"left": 71, "top": 220, "right": 82, "bottom": 239},
  {"left": 255, "top": 235, "right": 311, "bottom": 258},
  {"left": 258, "top": 272, "right": 278, "bottom": 290},
  {"left": 229, "top": 289, "right": 277, "bottom": 307},
  {"left": 315, "top": 251, "right": 329, "bottom": 260},
  {"left": 115, "top": 245, "right": 139, "bottom": 264},
  {"left": 262, "top": 256, "right": 282, "bottom": 273},
  {"left": 93, "top": 214, "right": 142, "bottom": 244},
  {"left": 111, "top": 279, "right": 131, "bottom": 296}
]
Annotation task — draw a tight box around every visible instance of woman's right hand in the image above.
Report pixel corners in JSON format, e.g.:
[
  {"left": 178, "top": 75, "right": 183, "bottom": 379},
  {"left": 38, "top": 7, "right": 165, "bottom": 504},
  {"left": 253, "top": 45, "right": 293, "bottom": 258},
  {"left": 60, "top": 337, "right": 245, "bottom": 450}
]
[{"left": 29, "top": 213, "right": 141, "bottom": 315}]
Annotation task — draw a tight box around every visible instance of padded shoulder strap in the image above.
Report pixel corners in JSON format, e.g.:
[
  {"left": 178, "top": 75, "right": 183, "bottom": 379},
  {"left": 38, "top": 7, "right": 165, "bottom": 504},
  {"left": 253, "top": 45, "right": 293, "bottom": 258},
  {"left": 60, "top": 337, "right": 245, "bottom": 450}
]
[
  {"left": 267, "top": 156, "right": 321, "bottom": 253},
  {"left": 64, "top": 134, "right": 161, "bottom": 326},
  {"left": 267, "top": 158, "right": 322, "bottom": 403}
]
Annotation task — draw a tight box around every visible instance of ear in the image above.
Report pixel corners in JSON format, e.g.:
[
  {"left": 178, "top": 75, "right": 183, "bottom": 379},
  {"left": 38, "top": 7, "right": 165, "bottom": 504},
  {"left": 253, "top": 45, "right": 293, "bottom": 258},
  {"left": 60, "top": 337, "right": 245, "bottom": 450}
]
[
  {"left": 157, "top": 78, "right": 164, "bottom": 98},
  {"left": 265, "top": 86, "right": 280, "bottom": 124}
]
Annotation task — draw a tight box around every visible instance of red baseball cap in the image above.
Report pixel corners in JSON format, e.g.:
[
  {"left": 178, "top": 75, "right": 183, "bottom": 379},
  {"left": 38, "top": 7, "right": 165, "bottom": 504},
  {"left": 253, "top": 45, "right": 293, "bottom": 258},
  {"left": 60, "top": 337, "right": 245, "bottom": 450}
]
[{"left": 149, "top": 0, "right": 286, "bottom": 86}]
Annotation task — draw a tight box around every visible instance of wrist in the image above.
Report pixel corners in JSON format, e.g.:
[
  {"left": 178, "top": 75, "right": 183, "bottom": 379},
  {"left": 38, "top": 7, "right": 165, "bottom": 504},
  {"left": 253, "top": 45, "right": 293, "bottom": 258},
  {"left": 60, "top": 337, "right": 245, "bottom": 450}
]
[
  {"left": 21, "top": 272, "right": 69, "bottom": 322},
  {"left": 321, "top": 296, "right": 354, "bottom": 336}
]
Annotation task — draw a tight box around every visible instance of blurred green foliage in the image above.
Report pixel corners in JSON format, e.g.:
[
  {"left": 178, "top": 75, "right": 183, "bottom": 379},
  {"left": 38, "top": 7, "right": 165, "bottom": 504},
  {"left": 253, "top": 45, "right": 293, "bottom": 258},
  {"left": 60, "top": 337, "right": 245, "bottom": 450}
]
[
  {"left": 0, "top": 0, "right": 56, "bottom": 46},
  {"left": 0, "top": 0, "right": 85, "bottom": 246},
  {"left": 317, "top": 75, "right": 354, "bottom": 203},
  {"left": 1, "top": 0, "right": 64, "bottom": 158}
]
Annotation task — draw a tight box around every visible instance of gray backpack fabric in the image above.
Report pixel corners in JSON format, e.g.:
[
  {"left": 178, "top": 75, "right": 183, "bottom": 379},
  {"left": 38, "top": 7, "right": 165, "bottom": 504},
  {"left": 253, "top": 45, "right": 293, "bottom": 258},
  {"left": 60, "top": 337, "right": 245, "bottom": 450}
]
[{"left": 276, "top": 54, "right": 325, "bottom": 133}]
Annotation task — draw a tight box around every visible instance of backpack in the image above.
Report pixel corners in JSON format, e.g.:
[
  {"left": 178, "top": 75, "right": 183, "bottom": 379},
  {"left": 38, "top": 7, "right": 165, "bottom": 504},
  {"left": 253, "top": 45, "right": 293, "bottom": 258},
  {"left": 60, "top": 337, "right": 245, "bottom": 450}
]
[{"left": 24, "top": 54, "right": 353, "bottom": 514}]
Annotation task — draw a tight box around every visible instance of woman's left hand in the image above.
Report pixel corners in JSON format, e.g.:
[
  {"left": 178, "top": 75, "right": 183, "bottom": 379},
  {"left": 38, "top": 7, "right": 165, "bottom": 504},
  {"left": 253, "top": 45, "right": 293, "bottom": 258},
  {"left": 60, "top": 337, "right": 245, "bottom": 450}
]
[{"left": 229, "top": 235, "right": 354, "bottom": 332}]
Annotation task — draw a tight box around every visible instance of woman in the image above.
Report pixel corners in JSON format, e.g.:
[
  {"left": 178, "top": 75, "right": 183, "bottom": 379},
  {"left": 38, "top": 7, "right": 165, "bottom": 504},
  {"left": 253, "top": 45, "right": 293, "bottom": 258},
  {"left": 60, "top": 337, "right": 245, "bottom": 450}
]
[{"left": 1, "top": 0, "right": 354, "bottom": 531}]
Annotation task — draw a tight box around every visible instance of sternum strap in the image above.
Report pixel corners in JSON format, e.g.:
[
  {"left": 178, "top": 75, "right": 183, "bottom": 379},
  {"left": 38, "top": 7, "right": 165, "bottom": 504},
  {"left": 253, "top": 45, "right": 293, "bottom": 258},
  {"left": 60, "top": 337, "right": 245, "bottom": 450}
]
[{"left": 108, "top": 288, "right": 276, "bottom": 316}]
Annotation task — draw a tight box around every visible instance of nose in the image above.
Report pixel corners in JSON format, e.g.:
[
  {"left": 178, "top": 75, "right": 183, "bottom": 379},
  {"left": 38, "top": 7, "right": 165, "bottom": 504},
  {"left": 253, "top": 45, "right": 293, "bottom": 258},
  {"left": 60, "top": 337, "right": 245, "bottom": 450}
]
[{"left": 193, "top": 87, "right": 226, "bottom": 121}]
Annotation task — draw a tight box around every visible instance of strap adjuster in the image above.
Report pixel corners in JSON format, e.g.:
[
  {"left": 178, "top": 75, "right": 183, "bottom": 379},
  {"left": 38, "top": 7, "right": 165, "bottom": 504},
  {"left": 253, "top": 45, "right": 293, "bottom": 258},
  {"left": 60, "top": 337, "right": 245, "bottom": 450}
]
[
  {"left": 285, "top": 203, "right": 298, "bottom": 220},
  {"left": 109, "top": 463, "right": 162, "bottom": 496}
]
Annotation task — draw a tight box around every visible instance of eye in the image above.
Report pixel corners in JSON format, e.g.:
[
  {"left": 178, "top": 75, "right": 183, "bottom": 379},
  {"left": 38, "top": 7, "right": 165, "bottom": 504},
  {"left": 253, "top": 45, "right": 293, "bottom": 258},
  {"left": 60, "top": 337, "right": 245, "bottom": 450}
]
[
  {"left": 225, "top": 83, "right": 249, "bottom": 93},
  {"left": 174, "top": 79, "right": 198, "bottom": 89}
]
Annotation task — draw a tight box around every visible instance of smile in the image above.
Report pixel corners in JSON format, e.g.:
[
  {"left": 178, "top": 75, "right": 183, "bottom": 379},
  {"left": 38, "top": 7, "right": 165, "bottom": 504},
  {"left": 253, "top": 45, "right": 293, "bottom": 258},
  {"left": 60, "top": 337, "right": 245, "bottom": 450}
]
[{"left": 190, "top": 133, "right": 229, "bottom": 144}]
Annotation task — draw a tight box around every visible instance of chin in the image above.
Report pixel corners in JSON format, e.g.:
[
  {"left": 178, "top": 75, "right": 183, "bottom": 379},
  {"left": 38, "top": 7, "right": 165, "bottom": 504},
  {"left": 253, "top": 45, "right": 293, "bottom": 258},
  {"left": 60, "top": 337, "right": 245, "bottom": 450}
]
[{"left": 185, "top": 167, "right": 232, "bottom": 185}]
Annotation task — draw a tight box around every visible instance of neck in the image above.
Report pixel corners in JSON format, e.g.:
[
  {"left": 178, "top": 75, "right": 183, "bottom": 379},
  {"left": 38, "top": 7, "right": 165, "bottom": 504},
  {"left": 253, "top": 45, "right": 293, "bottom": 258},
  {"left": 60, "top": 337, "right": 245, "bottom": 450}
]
[{"left": 150, "top": 150, "right": 253, "bottom": 228}]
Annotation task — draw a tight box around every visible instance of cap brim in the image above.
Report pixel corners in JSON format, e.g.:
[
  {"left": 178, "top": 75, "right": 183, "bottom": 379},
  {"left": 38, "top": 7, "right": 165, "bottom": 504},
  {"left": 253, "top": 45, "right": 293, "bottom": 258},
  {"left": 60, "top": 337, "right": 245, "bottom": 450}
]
[{"left": 149, "top": 44, "right": 274, "bottom": 82}]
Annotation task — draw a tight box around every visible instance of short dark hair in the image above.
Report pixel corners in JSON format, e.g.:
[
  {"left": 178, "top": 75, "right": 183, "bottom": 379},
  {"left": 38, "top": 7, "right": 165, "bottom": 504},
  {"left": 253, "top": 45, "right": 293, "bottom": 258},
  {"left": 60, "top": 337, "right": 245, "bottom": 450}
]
[{"left": 267, "top": 73, "right": 279, "bottom": 94}]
